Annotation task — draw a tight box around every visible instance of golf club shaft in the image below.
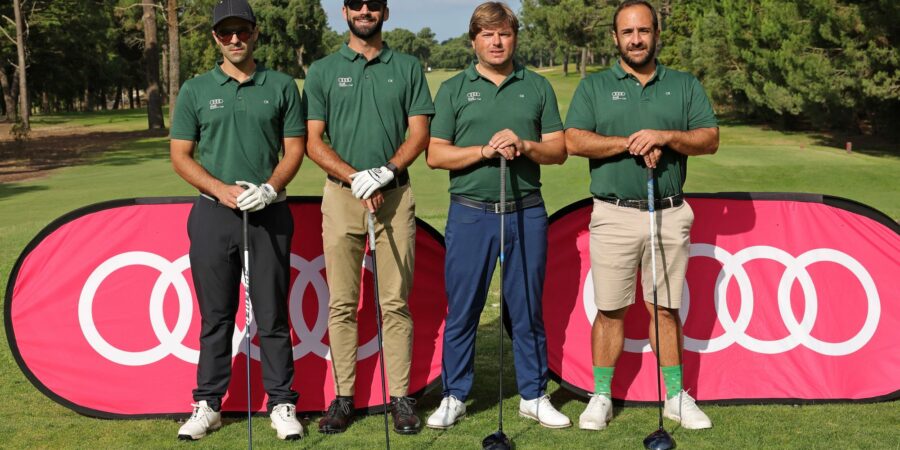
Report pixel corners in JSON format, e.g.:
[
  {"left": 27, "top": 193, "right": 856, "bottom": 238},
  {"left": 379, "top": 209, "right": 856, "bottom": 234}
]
[
  {"left": 242, "top": 211, "right": 253, "bottom": 449},
  {"left": 647, "top": 167, "right": 664, "bottom": 430},
  {"left": 367, "top": 213, "right": 391, "bottom": 450},
  {"left": 498, "top": 157, "right": 507, "bottom": 432}
]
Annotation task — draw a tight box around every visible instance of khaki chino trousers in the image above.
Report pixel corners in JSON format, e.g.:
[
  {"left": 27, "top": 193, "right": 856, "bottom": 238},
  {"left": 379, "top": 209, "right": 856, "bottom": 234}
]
[{"left": 321, "top": 180, "right": 416, "bottom": 397}]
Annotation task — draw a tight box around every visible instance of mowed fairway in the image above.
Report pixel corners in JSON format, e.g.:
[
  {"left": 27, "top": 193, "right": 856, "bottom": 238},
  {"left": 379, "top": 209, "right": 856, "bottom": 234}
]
[{"left": 0, "top": 67, "right": 897, "bottom": 449}]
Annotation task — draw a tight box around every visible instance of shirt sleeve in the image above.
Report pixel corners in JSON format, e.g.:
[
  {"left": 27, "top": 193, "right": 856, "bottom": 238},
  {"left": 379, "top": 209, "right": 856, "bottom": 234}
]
[
  {"left": 540, "top": 77, "right": 563, "bottom": 134},
  {"left": 283, "top": 79, "right": 306, "bottom": 137},
  {"left": 302, "top": 64, "right": 327, "bottom": 122},
  {"left": 169, "top": 83, "right": 200, "bottom": 141},
  {"left": 429, "top": 82, "right": 455, "bottom": 141},
  {"left": 687, "top": 76, "right": 718, "bottom": 130},
  {"left": 564, "top": 77, "right": 597, "bottom": 131},
  {"left": 407, "top": 63, "right": 435, "bottom": 117}
]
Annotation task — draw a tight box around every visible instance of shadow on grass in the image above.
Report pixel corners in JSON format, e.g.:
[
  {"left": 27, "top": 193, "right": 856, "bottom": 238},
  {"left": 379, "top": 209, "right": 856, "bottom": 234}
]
[
  {"left": 0, "top": 183, "right": 49, "bottom": 200},
  {"left": 0, "top": 129, "right": 170, "bottom": 184},
  {"left": 717, "top": 115, "right": 898, "bottom": 157}
]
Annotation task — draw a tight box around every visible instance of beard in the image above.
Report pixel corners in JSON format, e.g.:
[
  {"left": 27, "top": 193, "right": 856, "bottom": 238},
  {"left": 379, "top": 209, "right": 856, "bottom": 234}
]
[
  {"left": 347, "top": 14, "right": 384, "bottom": 40},
  {"left": 220, "top": 42, "right": 253, "bottom": 66},
  {"left": 618, "top": 38, "right": 657, "bottom": 69}
]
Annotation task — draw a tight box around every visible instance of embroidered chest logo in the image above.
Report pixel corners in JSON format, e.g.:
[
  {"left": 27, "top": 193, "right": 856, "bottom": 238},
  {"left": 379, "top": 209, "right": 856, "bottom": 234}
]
[
  {"left": 337, "top": 77, "right": 353, "bottom": 88},
  {"left": 466, "top": 91, "right": 482, "bottom": 102},
  {"left": 209, "top": 99, "right": 224, "bottom": 110},
  {"left": 611, "top": 91, "right": 627, "bottom": 101}
]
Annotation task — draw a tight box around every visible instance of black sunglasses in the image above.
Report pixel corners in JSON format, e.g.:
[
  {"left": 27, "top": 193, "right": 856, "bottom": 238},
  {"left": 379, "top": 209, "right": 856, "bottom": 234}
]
[
  {"left": 346, "top": 0, "right": 385, "bottom": 12},
  {"left": 214, "top": 28, "right": 254, "bottom": 43}
]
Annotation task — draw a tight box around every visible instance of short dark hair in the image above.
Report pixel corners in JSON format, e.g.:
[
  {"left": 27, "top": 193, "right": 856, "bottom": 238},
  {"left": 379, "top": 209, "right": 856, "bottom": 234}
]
[
  {"left": 612, "top": 0, "right": 659, "bottom": 33},
  {"left": 469, "top": 2, "right": 519, "bottom": 40}
]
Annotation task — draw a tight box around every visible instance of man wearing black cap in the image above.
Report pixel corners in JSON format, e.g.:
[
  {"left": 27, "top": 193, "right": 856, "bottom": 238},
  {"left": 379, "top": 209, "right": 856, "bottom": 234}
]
[
  {"left": 303, "top": 0, "right": 434, "bottom": 436},
  {"left": 170, "top": 0, "right": 305, "bottom": 441}
]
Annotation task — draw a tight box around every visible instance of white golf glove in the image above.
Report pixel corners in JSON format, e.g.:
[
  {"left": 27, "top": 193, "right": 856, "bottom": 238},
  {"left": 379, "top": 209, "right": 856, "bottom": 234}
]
[
  {"left": 236, "top": 181, "right": 278, "bottom": 212},
  {"left": 349, "top": 166, "right": 395, "bottom": 199}
]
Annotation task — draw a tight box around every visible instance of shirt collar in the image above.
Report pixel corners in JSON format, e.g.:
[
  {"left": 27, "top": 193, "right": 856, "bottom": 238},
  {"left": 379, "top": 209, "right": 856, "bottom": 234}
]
[
  {"left": 465, "top": 62, "right": 526, "bottom": 84},
  {"left": 612, "top": 59, "right": 666, "bottom": 82},
  {"left": 339, "top": 43, "right": 394, "bottom": 63},
  {"left": 212, "top": 61, "right": 268, "bottom": 85}
]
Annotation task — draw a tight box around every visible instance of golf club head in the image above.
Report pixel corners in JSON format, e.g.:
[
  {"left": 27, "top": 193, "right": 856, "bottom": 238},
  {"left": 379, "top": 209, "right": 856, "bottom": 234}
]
[
  {"left": 482, "top": 430, "right": 512, "bottom": 450},
  {"left": 643, "top": 428, "right": 676, "bottom": 450}
]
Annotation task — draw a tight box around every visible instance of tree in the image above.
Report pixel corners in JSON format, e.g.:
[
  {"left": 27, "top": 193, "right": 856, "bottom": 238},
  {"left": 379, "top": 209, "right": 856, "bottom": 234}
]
[
  {"left": 254, "top": 0, "right": 327, "bottom": 78},
  {"left": 383, "top": 27, "right": 434, "bottom": 68},
  {"left": 11, "top": 0, "right": 29, "bottom": 130},
  {"left": 167, "top": 0, "right": 179, "bottom": 113},
  {"left": 142, "top": 0, "right": 164, "bottom": 128},
  {"left": 430, "top": 34, "right": 473, "bottom": 70}
]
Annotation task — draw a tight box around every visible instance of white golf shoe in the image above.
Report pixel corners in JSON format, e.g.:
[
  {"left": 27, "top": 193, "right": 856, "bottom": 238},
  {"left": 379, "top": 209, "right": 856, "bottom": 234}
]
[
  {"left": 519, "top": 395, "right": 572, "bottom": 428},
  {"left": 270, "top": 403, "right": 303, "bottom": 440},
  {"left": 426, "top": 395, "right": 466, "bottom": 429},
  {"left": 177, "top": 401, "right": 222, "bottom": 440},
  {"left": 664, "top": 390, "right": 712, "bottom": 430},
  {"left": 579, "top": 394, "right": 613, "bottom": 430}
]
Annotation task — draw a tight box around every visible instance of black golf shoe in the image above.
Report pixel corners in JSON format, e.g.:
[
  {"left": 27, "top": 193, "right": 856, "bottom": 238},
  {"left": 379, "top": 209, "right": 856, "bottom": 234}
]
[
  {"left": 390, "top": 396, "right": 422, "bottom": 435},
  {"left": 318, "top": 396, "right": 354, "bottom": 434}
]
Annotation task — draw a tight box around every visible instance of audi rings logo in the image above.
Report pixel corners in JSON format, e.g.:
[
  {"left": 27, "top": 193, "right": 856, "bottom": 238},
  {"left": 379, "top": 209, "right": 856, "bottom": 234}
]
[
  {"left": 79, "top": 251, "right": 382, "bottom": 367},
  {"left": 581, "top": 244, "right": 881, "bottom": 356}
]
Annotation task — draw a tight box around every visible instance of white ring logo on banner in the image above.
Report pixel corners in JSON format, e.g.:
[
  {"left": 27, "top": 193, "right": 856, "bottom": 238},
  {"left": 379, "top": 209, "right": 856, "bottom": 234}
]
[
  {"left": 582, "top": 244, "right": 881, "bottom": 356},
  {"left": 79, "top": 252, "right": 379, "bottom": 366}
]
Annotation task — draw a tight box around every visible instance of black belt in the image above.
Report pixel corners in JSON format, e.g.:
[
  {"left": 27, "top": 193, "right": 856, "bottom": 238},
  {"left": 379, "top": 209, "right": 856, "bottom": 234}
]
[
  {"left": 327, "top": 171, "right": 409, "bottom": 191},
  {"left": 594, "top": 194, "right": 683, "bottom": 211},
  {"left": 451, "top": 192, "right": 543, "bottom": 213}
]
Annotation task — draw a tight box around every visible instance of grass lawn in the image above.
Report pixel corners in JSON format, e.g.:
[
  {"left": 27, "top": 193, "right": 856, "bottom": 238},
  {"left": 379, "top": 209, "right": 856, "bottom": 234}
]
[{"left": 1, "top": 67, "right": 898, "bottom": 448}]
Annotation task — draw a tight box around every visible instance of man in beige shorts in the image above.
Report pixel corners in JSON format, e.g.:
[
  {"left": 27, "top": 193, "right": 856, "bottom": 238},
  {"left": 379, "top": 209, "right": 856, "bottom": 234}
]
[{"left": 563, "top": 0, "right": 719, "bottom": 433}]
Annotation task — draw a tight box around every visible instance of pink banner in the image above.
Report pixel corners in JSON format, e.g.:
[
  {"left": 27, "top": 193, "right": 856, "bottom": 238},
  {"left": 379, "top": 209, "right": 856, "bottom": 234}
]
[
  {"left": 543, "top": 195, "right": 900, "bottom": 402},
  {"left": 6, "top": 198, "right": 447, "bottom": 417}
]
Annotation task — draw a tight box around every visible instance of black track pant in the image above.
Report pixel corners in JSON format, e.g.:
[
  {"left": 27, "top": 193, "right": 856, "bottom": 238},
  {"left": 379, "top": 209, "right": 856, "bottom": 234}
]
[{"left": 188, "top": 195, "right": 298, "bottom": 412}]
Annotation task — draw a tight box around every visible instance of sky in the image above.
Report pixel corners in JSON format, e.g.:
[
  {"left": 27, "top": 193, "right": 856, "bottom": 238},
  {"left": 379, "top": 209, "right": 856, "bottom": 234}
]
[{"left": 320, "top": 0, "right": 524, "bottom": 42}]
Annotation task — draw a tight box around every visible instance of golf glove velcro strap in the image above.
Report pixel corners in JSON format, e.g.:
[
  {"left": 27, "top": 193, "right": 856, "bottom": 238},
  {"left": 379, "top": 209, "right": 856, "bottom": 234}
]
[
  {"left": 236, "top": 181, "right": 278, "bottom": 212},
  {"left": 350, "top": 166, "right": 395, "bottom": 199}
]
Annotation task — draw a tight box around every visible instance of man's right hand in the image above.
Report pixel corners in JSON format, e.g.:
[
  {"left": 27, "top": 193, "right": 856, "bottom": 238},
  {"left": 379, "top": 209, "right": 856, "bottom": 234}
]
[
  {"left": 361, "top": 190, "right": 385, "bottom": 213},
  {"left": 211, "top": 183, "right": 245, "bottom": 209},
  {"left": 644, "top": 147, "right": 663, "bottom": 169}
]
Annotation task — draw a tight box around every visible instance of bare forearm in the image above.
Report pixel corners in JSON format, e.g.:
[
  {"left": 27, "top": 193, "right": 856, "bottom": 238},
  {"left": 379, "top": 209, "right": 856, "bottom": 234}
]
[
  {"left": 565, "top": 128, "right": 629, "bottom": 159},
  {"left": 523, "top": 132, "right": 566, "bottom": 165},
  {"left": 172, "top": 150, "right": 226, "bottom": 195},
  {"left": 663, "top": 128, "right": 719, "bottom": 156},
  {"left": 306, "top": 136, "right": 357, "bottom": 183},
  {"left": 266, "top": 137, "right": 305, "bottom": 191},
  {"left": 389, "top": 130, "right": 429, "bottom": 171},
  {"left": 426, "top": 141, "right": 485, "bottom": 170}
]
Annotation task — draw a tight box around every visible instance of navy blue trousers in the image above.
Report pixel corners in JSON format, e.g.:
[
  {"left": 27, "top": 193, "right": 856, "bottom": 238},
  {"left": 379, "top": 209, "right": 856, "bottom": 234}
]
[{"left": 441, "top": 199, "right": 549, "bottom": 401}]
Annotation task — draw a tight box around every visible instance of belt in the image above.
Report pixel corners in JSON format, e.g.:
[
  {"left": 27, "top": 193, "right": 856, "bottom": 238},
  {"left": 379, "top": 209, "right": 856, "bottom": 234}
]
[
  {"left": 594, "top": 194, "right": 683, "bottom": 211},
  {"left": 451, "top": 192, "right": 543, "bottom": 213},
  {"left": 327, "top": 171, "right": 409, "bottom": 191},
  {"left": 200, "top": 191, "right": 287, "bottom": 205}
]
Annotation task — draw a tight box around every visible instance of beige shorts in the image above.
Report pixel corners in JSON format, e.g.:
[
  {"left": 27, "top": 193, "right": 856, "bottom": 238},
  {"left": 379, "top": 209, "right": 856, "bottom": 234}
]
[{"left": 589, "top": 198, "right": 694, "bottom": 311}]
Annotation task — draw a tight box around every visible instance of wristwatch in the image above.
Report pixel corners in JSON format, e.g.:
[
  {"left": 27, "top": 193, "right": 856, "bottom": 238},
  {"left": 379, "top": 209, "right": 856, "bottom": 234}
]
[{"left": 384, "top": 162, "right": 399, "bottom": 175}]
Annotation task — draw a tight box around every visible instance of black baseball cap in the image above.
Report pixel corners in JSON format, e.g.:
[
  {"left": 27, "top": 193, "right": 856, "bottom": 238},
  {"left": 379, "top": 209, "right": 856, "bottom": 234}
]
[{"left": 212, "top": 0, "right": 256, "bottom": 28}]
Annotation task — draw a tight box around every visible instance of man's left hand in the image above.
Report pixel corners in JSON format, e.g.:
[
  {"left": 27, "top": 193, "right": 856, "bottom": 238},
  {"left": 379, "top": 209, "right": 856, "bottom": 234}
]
[
  {"left": 627, "top": 130, "right": 669, "bottom": 156},
  {"left": 350, "top": 166, "right": 395, "bottom": 199},
  {"left": 236, "top": 181, "right": 278, "bottom": 212}
]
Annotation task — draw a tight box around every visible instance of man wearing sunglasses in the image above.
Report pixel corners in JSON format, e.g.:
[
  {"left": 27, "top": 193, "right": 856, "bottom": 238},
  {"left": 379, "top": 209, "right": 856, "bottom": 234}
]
[
  {"left": 303, "top": 0, "right": 434, "bottom": 437},
  {"left": 170, "top": 0, "right": 305, "bottom": 441}
]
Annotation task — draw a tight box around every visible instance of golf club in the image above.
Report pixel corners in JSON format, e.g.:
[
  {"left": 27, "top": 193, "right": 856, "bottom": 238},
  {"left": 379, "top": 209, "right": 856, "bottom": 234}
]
[
  {"left": 482, "top": 157, "right": 511, "bottom": 450},
  {"left": 367, "top": 212, "right": 391, "bottom": 450},
  {"left": 241, "top": 210, "right": 254, "bottom": 449},
  {"left": 642, "top": 167, "right": 676, "bottom": 450}
]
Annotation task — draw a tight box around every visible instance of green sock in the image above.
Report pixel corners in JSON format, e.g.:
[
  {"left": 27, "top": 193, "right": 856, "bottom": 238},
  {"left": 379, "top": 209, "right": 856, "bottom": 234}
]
[
  {"left": 661, "top": 365, "right": 683, "bottom": 399},
  {"left": 593, "top": 366, "right": 614, "bottom": 397}
]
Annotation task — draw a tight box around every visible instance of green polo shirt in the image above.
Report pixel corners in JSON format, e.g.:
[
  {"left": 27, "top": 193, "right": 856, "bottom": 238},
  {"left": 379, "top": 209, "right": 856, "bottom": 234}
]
[
  {"left": 170, "top": 63, "right": 305, "bottom": 185},
  {"left": 565, "top": 61, "right": 717, "bottom": 200},
  {"left": 431, "top": 63, "right": 562, "bottom": 202},
  {"left": 302, "top": 44, "right": 435, "bottom": 169}
]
